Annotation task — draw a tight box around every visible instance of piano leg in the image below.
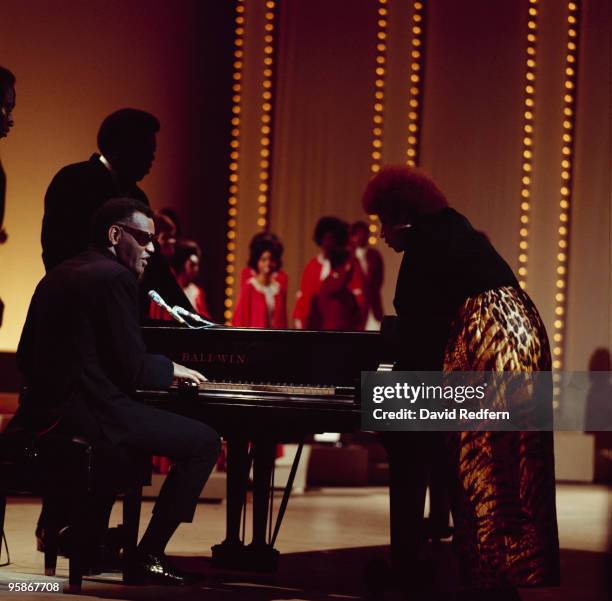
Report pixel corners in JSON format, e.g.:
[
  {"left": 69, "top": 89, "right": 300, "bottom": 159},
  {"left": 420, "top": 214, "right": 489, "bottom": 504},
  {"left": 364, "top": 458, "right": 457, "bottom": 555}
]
[
  {"left": 211, "top": 436, "right": 250, "bottom": 568},
  {"left": 247, "top": 438, "right": 279, "bottom": 571}
]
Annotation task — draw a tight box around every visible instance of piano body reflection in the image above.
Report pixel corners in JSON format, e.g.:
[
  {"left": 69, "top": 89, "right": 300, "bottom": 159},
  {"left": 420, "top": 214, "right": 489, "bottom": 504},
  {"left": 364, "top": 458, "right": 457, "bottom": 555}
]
[{"left": 138, "top": 325, "right": 394, "bottom": 571}]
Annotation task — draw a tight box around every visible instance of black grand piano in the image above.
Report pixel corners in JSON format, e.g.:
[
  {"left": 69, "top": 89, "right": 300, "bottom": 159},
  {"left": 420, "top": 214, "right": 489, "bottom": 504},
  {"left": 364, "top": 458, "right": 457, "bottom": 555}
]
[{"left": 138, "top": 325, "right": 395, "bottom": 571}]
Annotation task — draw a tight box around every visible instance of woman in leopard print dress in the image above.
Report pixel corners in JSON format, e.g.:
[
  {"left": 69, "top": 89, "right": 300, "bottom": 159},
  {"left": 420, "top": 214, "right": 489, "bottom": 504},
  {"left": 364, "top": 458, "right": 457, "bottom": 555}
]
[{"left": 362, "top": 166, "right": 560, "bottom": 599}]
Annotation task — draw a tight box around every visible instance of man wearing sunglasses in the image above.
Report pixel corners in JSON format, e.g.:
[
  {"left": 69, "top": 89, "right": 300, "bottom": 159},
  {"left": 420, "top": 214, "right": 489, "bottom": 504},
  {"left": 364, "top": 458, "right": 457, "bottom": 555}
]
[{"left": 15, "top": 197, "right": 220, "bottom": 584}]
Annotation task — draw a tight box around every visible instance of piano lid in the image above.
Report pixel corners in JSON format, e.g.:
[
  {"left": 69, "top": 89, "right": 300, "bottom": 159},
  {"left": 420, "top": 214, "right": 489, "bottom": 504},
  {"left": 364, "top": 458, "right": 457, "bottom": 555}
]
[{"left": 141, "top": 326, "right": 393, "bottom": 387}]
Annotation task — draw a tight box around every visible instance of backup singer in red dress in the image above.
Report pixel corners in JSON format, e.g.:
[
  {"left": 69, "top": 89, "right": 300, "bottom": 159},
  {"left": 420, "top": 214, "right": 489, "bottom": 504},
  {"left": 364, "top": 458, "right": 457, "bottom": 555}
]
[
  {"left": 233, "top": 233, "right": 287, "bottom": 329},
  {"left": 293, "top": 217, "right": 366, "bottom": 331}
]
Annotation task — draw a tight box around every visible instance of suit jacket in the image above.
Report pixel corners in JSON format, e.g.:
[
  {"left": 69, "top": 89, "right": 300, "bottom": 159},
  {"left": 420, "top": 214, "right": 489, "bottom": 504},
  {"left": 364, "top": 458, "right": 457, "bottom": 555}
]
[
  {"left": 17, "top": 248, "right": 173, "bottom": 444},
  {"left": 41, "top": 154, "right": 149, "bottom": 272}
]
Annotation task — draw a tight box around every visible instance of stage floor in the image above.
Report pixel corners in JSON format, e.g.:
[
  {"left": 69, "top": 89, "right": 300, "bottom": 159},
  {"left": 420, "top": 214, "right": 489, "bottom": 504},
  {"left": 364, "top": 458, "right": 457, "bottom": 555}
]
[{"left": 1, "top": 483, "right": 610, "bottom": 600}]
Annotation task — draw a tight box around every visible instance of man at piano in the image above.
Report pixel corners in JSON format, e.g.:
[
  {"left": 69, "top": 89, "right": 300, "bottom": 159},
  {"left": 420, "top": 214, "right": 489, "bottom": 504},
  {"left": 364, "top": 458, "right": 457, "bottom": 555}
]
[{"left": 13, "top": 197, "right": 220, "bottom": 585}]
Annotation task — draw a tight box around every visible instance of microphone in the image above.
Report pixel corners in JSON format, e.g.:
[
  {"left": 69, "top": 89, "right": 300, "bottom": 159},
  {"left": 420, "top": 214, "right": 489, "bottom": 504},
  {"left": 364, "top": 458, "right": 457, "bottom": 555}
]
[
  {"left": 172, "top": 306, "right": 217, "bottom": 327},
  {"left": 148, "top": 290, "right": 187, "bottom": 325}
]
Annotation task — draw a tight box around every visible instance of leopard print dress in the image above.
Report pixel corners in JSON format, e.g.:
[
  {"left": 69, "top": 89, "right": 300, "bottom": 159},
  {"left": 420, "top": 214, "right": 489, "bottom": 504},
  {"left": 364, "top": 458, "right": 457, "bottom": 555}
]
[{"left": 444, "top": 286, "right": 560, "bottom": 589}]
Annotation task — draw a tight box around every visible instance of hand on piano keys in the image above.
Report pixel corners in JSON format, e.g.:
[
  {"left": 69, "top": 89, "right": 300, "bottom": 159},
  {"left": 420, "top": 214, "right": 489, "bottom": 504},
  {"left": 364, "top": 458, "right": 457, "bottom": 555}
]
[{"left": 172, "top": 361, "right": 208, "bottom": 386}]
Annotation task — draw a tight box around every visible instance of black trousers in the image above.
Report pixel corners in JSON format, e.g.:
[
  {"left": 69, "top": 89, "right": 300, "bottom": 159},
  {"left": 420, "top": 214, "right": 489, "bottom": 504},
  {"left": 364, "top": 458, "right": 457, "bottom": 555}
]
[
  {"left": 119, "top": 404, "right": 220, "bottom": 523},
  {"left": 379, "top": 432, "right": 451, "bottom": 569},
  {"left": 38, "top": 405, "right": 220, "bottom": 534}
]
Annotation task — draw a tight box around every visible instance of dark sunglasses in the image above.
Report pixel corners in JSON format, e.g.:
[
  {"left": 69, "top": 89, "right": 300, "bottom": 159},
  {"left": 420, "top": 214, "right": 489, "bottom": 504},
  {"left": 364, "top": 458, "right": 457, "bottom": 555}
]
[{"left": 115, "top": 223, "right": 157, "bottom": 246}]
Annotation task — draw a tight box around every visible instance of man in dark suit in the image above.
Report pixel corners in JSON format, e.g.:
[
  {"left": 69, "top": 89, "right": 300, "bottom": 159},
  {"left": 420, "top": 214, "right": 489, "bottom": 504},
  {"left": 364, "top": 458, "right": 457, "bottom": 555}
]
[
  {"left": 41, "top": 108, "right": 158, "bottom": 272},
  {"left": 17, "top": 197, "right": 220, "bottom": 584},
  {"left": 40, "top": 108, "right": 193, "bottom": 319}
]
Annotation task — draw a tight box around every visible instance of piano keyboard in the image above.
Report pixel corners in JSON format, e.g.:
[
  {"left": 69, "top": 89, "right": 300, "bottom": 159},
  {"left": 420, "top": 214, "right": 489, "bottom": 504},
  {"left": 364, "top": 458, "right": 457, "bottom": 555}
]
[{"left": 197, "top": 381, "right": 353, "bottom": 397}]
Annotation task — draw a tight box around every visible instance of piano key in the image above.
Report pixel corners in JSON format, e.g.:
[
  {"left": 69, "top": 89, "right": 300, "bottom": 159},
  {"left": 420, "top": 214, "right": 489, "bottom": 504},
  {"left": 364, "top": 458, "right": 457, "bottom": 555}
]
[{"left": 197, "top": 381, "right": 340, "bottom": 396}]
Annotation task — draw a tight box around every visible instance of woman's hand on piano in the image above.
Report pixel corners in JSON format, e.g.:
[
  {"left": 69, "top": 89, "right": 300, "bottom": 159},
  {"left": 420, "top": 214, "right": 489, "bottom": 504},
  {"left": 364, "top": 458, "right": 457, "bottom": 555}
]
[{"left": 172, "top": 362, "right": 208, "bottom": 385}]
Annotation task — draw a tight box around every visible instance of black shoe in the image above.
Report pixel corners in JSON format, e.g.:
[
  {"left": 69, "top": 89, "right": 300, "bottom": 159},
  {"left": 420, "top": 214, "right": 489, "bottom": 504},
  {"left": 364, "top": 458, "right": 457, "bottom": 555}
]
[{"left": 125, "top": 552, "right": 199, "bottom": 586}]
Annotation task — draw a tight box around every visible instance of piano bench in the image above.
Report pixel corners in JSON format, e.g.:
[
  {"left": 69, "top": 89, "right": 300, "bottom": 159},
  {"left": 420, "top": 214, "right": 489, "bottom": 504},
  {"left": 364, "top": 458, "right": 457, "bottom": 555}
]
[{"left": 0, "top": 430, "right": 143, "bottom": 593}]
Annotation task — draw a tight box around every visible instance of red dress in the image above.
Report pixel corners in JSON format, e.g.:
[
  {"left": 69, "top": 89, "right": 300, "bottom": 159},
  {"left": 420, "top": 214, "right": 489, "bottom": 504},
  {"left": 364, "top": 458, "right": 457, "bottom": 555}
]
[
  {"left": 240, "top": 267, "right": 288, "bottom": 291},
  {"left": 233, "top": 271, "right": 287, "bottom": 328},
  {"left": 148, "top": 282, "right": 211, "bottom": 322},
  {"left": 293, "top": 254, "right": 366, "bottom": 330},
  {"left": 183, "top": 283, "right": 212, "bottom": 319}
]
